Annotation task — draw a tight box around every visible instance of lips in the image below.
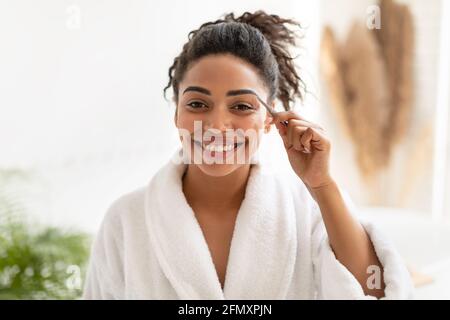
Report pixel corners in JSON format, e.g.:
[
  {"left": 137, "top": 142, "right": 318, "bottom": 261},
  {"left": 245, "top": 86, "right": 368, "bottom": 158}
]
[{"left": 192, "top": 139, "right": 245, "bottom": 152}]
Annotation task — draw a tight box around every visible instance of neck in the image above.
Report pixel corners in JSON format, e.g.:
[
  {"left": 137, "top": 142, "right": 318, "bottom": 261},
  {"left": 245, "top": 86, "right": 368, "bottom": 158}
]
[{"left": 182, "top": 164, "right": 251, "bottom": 212}]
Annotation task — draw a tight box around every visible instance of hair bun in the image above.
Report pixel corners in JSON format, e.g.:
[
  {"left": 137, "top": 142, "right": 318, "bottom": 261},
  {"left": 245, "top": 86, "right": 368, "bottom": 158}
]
[{"left": 224, "top": 11, "right": 306, "bottom": 108}]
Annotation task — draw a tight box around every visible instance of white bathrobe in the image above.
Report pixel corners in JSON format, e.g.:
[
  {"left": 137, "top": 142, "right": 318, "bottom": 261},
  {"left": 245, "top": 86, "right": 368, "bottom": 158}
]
[{"left": 83, "top": 152, "right": 414, "bottom": 300}]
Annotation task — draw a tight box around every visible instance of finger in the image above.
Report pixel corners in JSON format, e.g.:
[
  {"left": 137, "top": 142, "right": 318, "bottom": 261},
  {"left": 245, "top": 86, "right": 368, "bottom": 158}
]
[
  {"left": 307, "top": 127, "right": 330, "bottom": 152},
  {"left": 300, "top": 127, "right": 314, "bottom": 153},
  {"left": 275, "top": 120, "right": 287, "bottom": 136},
  {"left": 293, "top": 127, "right": 308, "bottom": 152},
  {"left": 275, "top": 121, "right": 290, "bottom": 149},
  {"left": 271, "top": 110, "right": 322, "bottom": 129},
  {"left": 286, "top": 119, "right": 323, "bottom": 131},
  {"left": 287, "top": 124, "right": 308, "bottom": 151},
  {"left": 290, "top": 126, "right": 313, "bottom": 153}
]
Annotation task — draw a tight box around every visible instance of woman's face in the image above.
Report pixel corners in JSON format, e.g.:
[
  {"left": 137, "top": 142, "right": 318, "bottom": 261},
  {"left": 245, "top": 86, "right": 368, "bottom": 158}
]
[{"left": 175, "top": 53, "right": 273, "bottom": 177}]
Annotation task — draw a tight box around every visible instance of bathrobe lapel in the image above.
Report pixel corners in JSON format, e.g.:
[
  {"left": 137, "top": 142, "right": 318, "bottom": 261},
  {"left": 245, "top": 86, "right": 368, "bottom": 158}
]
[{"left": 145, "top": 154, "right": 298, "bottom": 299}]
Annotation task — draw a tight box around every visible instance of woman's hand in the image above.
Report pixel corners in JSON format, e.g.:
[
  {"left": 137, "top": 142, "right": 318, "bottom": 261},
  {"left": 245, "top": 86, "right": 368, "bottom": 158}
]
[
  {"left": 271, "top": 111, "right": 386, "bottom": 298},
  {"left": 272, "top": 110, "right": 333, "bottom": 189}
]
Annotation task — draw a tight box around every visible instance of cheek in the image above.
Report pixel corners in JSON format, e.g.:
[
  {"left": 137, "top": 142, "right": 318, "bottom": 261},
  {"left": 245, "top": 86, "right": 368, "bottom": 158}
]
[
  {"left": 232, "top": 112, "right": 266, "bottom": 131},
  {"left": 175, "top": 108, "right": 198, "bottom": 132}
]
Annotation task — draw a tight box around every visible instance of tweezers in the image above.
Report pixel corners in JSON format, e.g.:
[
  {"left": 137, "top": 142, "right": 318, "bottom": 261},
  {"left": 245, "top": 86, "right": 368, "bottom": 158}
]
[{"left": 255, "top": 95, "right": 289, "bottom": 127}]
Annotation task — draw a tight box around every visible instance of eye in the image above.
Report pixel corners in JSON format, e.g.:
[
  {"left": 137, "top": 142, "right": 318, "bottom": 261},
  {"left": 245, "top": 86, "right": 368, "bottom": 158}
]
[
  {"left": 186, "top": 101, "right": 207, "bottom": 109},
  {"left": 231, "top": 103, "right": 254, "bottom": 111}
]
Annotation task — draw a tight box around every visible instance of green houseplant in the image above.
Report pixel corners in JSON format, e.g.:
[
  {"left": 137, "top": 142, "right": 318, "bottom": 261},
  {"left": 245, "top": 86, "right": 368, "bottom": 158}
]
[{"left": 0, "top": 169, "right": 92, "bottom": 299}]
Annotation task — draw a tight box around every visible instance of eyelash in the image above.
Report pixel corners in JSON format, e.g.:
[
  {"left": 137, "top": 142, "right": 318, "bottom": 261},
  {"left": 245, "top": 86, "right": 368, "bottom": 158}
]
[
  {"left": 187, "top": 101, "right": 207, "bottom": 109},
  {"left": 186, "top": 101, "right": 255, "bottom": 112},
  {"left": 231, "top": 104, "right": 254, "bottom": 111}
]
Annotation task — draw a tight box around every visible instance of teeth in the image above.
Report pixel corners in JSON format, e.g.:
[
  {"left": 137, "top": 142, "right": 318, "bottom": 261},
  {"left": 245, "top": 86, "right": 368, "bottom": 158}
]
[{"left": 204, "top": 144, "right": 237, "bottom": 152}]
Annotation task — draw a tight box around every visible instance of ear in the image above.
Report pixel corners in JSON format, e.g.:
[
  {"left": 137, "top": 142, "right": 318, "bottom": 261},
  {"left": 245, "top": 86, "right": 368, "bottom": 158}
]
[{"left": 263, "top": 101, "right": 275, "bottom": 133}]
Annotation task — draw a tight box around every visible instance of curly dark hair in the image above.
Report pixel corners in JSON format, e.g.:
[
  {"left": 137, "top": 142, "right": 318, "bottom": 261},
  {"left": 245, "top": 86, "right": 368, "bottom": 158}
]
[{"left": 163, "top": 10, "right": 306, "bottom": 111}]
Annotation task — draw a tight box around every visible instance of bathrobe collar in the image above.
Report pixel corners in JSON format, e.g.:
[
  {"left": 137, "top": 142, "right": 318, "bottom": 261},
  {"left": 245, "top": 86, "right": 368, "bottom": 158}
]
[{"left": 145, "top": 151, "right": 298, "bottom": 299}]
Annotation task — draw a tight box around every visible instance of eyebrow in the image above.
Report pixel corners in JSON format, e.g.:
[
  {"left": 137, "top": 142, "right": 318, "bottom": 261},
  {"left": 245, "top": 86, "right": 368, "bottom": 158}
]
[
  {"left": 183, "top": 86, "right": 211, "bottom": 95},
  {"left": 226, "top": 89, "right": 257, "bottom": 97},
  {"left": 182, "top": 86, "right": 258, "bottom": 97}
]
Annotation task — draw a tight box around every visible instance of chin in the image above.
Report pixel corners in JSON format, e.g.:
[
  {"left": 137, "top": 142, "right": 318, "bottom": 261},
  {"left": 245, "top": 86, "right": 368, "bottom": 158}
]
[{"left": 195, "top": 163, "right": 245, "bottom": 177}]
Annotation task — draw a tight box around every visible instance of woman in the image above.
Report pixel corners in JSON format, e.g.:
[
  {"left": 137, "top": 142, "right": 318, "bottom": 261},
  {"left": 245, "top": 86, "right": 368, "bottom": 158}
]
[{"left": 83, "top": 11, "right": 413, "bottom": 299}]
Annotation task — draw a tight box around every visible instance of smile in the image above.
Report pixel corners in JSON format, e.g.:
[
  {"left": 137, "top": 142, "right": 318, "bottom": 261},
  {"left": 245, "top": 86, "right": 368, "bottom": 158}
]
[{"left": 192, "top": 140, "right": 245, "bottom": 152}]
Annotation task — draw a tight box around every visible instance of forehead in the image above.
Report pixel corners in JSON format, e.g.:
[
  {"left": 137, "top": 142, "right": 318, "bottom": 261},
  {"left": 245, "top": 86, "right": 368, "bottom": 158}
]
[{"left": 180, "top": 54, "right": 266, "bottom": 94}]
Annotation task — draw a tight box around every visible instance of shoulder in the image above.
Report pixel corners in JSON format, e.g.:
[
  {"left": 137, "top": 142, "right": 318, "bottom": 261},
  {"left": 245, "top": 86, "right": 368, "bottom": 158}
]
[
  {"left": 90, "top": 186, "right": 147, "bottom": 267},
  {"left": 97, "top": 186, "right": 147, "bottom": 239},
  {"left": 84, "top": 188, "right": 147, "bottom": 299},
  {"left": 106, "top": 186, "right": 146, "bottom": 221}
]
